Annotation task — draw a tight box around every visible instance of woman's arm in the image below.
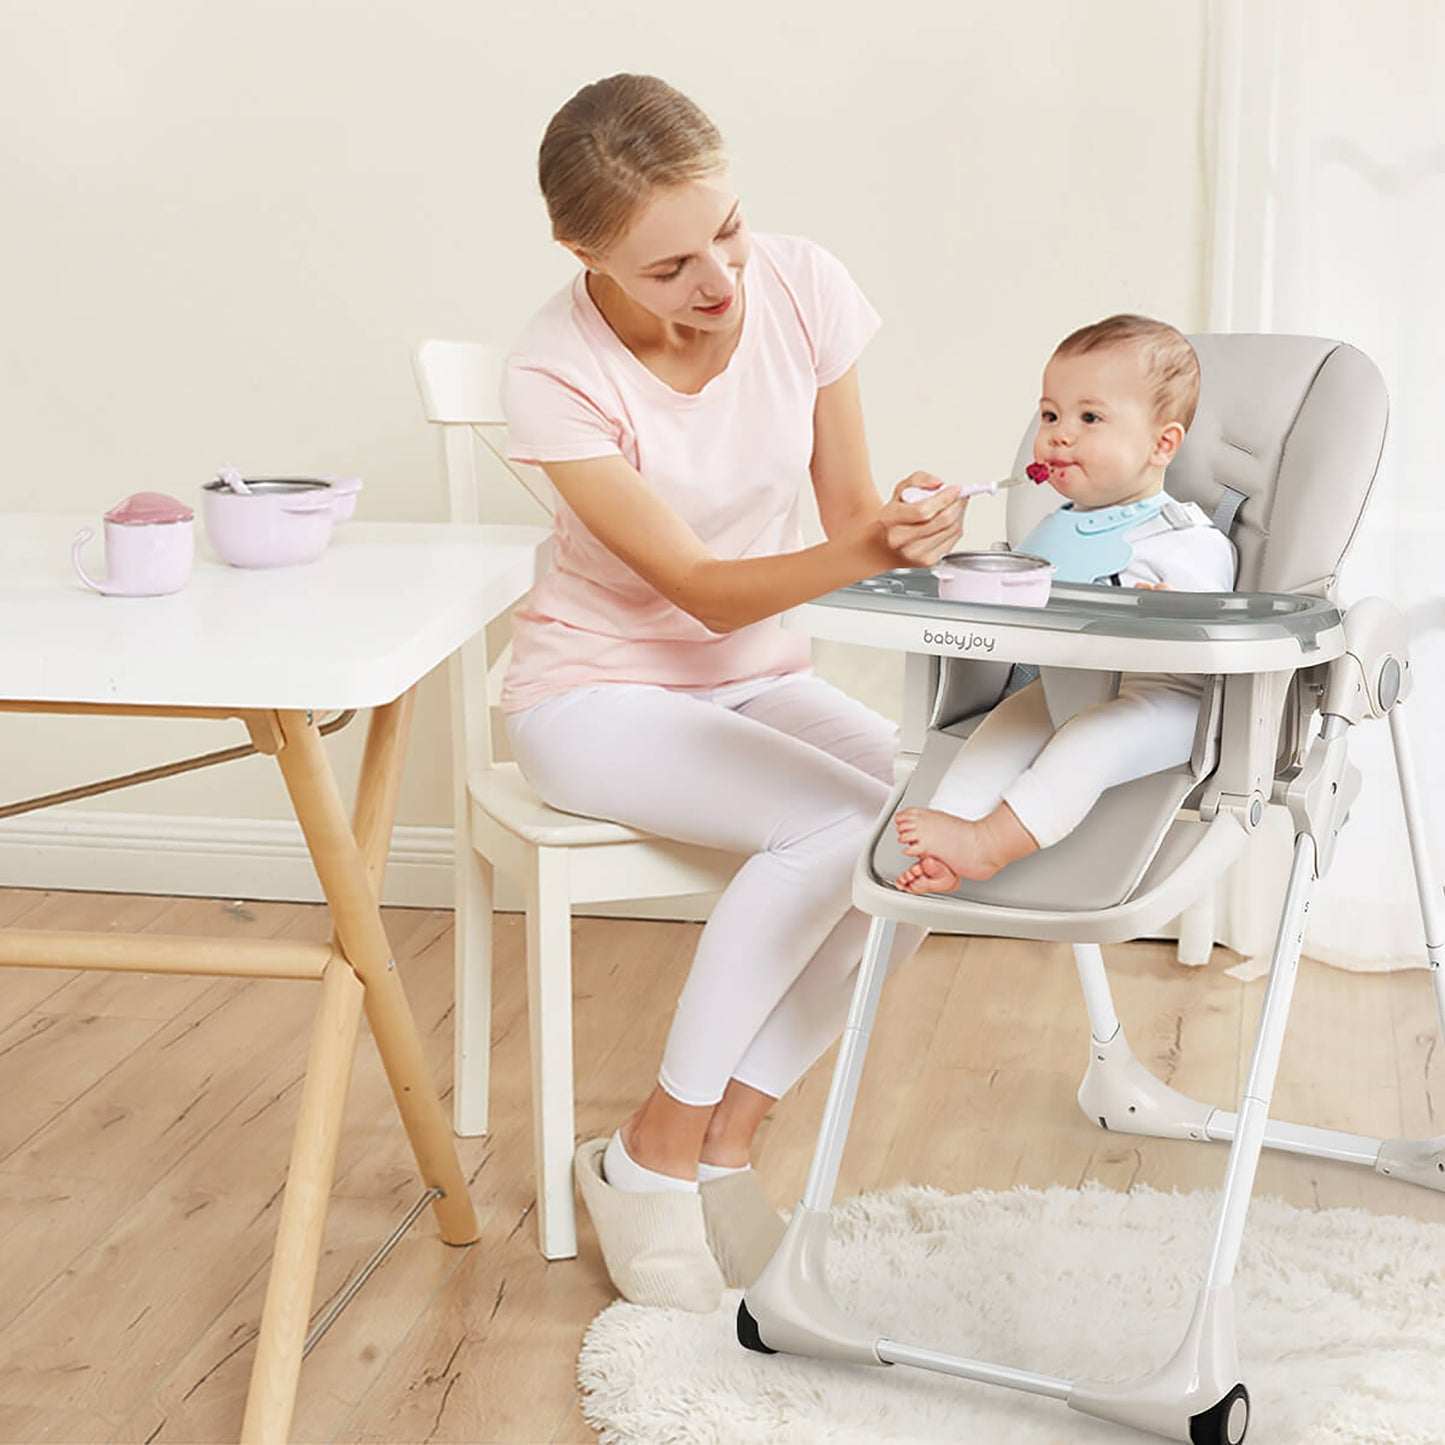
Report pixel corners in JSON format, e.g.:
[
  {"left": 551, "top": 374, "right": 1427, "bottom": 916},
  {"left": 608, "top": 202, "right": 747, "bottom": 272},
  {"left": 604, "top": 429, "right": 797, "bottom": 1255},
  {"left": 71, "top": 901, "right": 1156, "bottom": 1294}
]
[
  {"left": 809, "top": 365, "right": 883, "bottom": 542},
  {"left": 537, "top": 440, "right": 964, "bottom": 635}
]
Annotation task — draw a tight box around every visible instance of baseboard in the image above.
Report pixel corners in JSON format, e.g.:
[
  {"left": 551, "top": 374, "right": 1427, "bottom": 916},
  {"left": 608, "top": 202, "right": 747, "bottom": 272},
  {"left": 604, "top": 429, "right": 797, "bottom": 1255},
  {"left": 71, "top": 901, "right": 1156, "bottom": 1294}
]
[
  {"left": 0, "top": 807, "right": 721, "bottom": 918},
  {"left": 0, "top": 807, "right": 450, "bottom": 907}
]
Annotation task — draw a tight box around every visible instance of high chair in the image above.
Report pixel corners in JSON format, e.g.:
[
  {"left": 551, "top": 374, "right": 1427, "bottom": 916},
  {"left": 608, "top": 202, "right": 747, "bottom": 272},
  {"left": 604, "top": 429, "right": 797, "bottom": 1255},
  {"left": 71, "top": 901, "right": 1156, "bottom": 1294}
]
[{"left": 740, "top": 334, "right": 1445, "bottom": 1443}]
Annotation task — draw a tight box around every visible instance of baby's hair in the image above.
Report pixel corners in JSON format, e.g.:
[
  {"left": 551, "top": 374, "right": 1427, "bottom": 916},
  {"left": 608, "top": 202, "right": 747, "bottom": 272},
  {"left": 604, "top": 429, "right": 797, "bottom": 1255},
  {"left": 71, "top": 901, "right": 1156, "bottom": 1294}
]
[
  {"left": 538, "top": 74, "right": 727, "bottom": 256},
  {"left": 1054, "top": 314, "right": 1200, "bottom": 430}
]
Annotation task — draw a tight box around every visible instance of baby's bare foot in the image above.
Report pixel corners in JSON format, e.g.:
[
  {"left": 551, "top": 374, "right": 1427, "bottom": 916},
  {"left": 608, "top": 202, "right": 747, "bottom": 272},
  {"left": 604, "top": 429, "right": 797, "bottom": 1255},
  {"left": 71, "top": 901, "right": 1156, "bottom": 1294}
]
[
  {"left": 898, "top": 805, "right": 1039, "bottom": 882},
  {"left": 895, "top": 807, "right": 926, "bottom": 850},
  {"left": 897, "top": 807, "right": 980, "bottom": 865},
  {"left": 896, "top": 806, "right": 970, "bottom": 858},
  {"left": 896, "top": 854, "right": 963, "bottom": 894}
]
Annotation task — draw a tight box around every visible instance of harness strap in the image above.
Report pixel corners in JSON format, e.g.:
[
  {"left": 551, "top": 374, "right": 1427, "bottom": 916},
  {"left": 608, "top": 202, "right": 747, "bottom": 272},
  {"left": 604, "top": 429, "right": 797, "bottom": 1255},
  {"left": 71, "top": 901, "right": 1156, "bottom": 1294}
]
[
  {"left": 1005, "top": 662, "right": 1039, "bottom": 695},
  {"left": 1211, "top": 484, "right": 1248, "bottom": 537}
]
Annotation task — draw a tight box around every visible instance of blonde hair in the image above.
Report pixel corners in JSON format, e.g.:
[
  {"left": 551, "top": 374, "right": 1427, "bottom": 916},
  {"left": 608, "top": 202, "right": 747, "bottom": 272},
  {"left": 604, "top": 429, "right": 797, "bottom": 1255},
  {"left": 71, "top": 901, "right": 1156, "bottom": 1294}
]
[
  {"left": 1054, "top": 314, "right": 1201, "bottom": 430},
  {"left": 537, "top": 74, "right": 727, "bottom": 255}
]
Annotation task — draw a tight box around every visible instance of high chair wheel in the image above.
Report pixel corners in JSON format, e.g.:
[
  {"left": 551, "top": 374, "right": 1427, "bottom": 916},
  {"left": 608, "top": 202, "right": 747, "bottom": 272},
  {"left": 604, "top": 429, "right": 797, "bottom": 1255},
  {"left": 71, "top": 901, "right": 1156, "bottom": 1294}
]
[
  {"left": 736, "top": 1299, "right": 776, "bottom": 1355},
  {"left": 1189, "top": 1383, "right": 1249, "bottom": 1444}
]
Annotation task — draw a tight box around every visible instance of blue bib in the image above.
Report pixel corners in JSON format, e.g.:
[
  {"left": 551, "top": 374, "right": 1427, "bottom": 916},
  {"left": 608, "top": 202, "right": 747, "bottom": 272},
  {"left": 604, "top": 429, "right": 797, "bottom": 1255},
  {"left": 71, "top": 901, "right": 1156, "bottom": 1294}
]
[{"left": 1019, "top": 494, "right": 1170, "bottom": 584}]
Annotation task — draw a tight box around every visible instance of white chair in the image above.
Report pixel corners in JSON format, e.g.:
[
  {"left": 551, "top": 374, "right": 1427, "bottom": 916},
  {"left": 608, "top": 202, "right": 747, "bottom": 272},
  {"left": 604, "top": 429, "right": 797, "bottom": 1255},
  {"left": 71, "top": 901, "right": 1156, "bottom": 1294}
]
[{"left": 413, "top": 339, "right": 742, "bottom": 1259}]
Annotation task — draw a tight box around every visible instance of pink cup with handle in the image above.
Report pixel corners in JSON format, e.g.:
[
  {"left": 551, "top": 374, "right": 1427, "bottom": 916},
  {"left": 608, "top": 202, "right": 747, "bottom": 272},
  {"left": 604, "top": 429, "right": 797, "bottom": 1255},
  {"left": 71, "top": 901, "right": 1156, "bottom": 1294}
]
[{"left": 72, "top": 492, "right": 195, "bottom": 597}]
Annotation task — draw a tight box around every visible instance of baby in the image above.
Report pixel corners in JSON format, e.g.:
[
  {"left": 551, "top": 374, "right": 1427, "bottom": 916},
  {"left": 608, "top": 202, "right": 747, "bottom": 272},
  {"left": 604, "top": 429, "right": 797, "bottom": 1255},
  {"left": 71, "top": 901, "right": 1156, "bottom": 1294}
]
[{"left": 896, "top": 314, "right": 1236, "bottom": 894}]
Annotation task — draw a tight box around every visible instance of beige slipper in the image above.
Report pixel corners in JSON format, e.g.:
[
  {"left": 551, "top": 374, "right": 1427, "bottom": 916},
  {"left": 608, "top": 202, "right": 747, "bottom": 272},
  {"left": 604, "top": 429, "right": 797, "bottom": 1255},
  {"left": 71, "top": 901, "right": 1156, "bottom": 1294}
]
[
  {"left": 700, "top": 1167, "right": 788, "bottom": 1289},
  {"left": 573, "top": 1138, "right": 724, "bottom": 1312}
]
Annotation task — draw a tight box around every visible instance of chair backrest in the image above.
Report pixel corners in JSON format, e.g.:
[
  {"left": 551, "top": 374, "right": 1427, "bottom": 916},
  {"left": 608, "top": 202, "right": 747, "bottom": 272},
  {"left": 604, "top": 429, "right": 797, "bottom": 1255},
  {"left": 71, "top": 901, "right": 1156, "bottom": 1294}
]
[
  {"left": 413, "top": 339, "right": 554, "bottom": 776},
  {"left": 413, "top": 339, "right": 556, "bottom": 524},
  {"left": 1007, "top": 334, "right": 1389, "bottom": 598}
]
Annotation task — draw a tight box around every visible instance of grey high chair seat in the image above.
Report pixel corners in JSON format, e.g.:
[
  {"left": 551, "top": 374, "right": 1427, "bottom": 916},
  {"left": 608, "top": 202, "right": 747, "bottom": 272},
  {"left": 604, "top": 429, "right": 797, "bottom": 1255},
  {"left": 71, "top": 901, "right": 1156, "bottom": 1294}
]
[{"left": 740, "top": 335, "right": 1445, "bottom": 1444}]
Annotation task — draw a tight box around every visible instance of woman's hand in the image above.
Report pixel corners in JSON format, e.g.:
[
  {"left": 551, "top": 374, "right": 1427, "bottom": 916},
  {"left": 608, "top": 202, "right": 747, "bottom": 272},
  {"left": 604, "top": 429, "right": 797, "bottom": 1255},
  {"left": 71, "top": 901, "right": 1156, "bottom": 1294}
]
[{"left": 878, "top": 473, "right": 965, "bottom": 567}]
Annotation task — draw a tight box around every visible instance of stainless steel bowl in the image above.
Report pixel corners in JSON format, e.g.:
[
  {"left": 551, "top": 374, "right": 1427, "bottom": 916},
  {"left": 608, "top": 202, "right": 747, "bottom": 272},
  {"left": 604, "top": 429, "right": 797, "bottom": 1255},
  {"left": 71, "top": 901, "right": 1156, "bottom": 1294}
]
[{"left": 935, "top": 550, "right": 1055, "bottom": 605}]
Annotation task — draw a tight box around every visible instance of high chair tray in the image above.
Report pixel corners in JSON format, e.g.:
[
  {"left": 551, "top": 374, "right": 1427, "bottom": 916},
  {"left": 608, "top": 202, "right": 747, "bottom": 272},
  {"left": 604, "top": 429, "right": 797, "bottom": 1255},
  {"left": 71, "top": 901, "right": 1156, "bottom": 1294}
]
[{"left": 784, "top": 571, "right": 1345, "bottom": 673}]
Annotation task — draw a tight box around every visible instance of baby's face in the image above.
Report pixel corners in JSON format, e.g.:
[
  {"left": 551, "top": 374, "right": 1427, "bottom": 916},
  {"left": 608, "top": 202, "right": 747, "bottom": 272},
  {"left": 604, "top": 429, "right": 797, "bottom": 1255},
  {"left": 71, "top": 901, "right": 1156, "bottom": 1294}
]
[{"left": 1034, "top": 347, "right": 1172, "bottom": 511}]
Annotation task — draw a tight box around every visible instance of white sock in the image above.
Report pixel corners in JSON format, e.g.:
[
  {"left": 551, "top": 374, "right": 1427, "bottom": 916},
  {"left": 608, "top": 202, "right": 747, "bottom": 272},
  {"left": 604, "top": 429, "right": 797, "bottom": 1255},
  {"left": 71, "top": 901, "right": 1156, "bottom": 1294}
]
[
  {"left": 697, "top": 1159, "right": 750, "bottom": 1184},
  {"left": 602, "top": 1131, "right": 697, "bottom": 1194}
]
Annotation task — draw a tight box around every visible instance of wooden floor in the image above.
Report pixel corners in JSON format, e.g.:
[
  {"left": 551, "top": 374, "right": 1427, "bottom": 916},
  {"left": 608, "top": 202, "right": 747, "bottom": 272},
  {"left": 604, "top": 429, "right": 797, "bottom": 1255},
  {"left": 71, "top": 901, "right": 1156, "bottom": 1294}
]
[{"left": 0, "top": 886, "right": 1442, "bottom": 1444}]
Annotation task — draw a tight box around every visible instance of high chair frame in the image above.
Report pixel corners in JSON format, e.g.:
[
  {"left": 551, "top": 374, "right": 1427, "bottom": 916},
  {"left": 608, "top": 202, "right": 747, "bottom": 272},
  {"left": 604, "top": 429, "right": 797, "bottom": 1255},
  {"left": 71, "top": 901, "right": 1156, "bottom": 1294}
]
[{"left": 739, "top": 335, "right": 1445, "bottom": 1444}]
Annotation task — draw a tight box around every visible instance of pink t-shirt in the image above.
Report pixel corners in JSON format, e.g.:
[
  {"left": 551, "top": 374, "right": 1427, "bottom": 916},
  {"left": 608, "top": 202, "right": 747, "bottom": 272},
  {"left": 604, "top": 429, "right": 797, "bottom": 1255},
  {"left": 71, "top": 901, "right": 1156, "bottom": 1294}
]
[{"left": 498, "top": 232, "right": 881, "bottom": 712}]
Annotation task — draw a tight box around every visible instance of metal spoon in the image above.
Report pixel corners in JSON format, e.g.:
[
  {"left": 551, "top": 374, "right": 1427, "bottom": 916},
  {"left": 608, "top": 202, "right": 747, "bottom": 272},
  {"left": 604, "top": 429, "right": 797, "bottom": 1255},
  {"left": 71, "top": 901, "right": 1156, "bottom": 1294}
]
[{"left": 903, "top": 465, "right": 1050, "bottom": 504}]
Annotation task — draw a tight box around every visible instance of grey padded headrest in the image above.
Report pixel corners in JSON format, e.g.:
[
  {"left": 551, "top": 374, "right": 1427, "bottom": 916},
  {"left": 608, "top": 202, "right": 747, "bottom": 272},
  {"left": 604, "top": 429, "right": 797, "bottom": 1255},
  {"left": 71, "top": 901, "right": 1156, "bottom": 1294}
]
[{"left": 1007, "top": 334, "right": 1389, "bottom": 598}]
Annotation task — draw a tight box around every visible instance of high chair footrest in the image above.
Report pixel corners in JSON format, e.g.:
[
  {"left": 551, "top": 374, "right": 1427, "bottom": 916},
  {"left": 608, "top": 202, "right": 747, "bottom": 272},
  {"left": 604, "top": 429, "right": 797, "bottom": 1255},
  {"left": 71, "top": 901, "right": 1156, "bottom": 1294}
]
[{"left": 857, "top": 782, "right": 1249, "bottom": 944}]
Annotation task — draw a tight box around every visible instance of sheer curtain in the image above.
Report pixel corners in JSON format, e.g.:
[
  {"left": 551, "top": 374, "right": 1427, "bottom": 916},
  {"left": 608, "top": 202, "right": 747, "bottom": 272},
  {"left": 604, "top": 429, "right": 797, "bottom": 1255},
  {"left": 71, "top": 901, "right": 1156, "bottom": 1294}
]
[{"left": 1201, "top": 0, "right": 1445, "bottom": 974}]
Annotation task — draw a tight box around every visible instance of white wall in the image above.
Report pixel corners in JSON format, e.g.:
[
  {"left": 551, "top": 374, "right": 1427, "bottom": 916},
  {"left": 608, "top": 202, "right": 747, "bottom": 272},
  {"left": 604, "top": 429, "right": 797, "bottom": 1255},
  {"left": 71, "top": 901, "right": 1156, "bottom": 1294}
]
[{"left": 0, "top": 0, "right": 1210, "bottom": 903}]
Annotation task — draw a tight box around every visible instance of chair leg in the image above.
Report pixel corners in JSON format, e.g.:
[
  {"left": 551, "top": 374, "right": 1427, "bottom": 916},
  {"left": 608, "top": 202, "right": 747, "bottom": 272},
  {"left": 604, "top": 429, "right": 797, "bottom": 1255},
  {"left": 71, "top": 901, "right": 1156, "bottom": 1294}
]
[
  {"left": 452, "top": 844, "right": 494, "bottom": 1137},
  {"left": 1387, "top": 703, "right": 1445, "bottom": 1035},
  {"left": 742, "top": 918, "right": 897, "bottom": 1364},
  {"left": 1072, "top": 942, "right": 1120, "bottom": 1042},
  {"left": 801, "top": 915, "right": 897, "bottom": 1213},
  {"left": 1072, "top": 832, "right": 1317, "bottom": 1439},
  {"left": 525, "top": 847, "right": 578, "bottom": 1260},
  {"left": 1175, "top": 893, "right": 1218, "bottom": 968},
  {"left": 1201, "top": 832, "right": 1316, "bottom": 1290}
]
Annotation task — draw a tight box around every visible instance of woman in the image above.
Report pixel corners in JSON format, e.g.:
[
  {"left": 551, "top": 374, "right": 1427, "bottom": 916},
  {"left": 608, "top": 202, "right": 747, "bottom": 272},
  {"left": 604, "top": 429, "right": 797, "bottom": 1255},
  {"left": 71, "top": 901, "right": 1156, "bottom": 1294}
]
[{"left": 501, "top": 73, "right": 963, "bottom": 1311}]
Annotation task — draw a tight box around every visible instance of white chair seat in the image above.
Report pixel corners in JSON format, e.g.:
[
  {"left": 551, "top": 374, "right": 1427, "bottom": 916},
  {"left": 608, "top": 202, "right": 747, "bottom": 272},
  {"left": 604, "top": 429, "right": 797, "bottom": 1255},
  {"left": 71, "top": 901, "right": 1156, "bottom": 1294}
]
[{"left": 470, "top": 762, "right": 652, "bottom": 846}]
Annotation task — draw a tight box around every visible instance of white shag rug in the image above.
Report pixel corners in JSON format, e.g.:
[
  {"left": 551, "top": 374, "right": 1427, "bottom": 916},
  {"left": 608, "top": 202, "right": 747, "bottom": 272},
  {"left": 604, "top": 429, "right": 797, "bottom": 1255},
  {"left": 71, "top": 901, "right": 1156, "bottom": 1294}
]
[{"left": 578, "top": 1184, "right": 1445, "bottom": 1444}]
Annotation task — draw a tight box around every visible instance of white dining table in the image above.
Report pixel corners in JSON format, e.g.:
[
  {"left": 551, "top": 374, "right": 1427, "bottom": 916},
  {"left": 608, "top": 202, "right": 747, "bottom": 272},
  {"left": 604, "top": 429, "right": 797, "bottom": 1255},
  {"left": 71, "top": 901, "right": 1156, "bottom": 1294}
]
[{"left": 0, "top": 514, "right": 546, "bottom": 1442}]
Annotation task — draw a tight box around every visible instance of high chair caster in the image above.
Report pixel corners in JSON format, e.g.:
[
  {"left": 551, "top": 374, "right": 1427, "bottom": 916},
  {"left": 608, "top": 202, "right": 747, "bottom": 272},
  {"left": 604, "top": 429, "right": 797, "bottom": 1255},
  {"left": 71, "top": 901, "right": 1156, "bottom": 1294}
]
[
  {"left": 1189, "top": 1384, "right": 1249, "bottom": 1444},
  {"left": 735, "top": 1300, "right": 776, "bottom": 1355}
]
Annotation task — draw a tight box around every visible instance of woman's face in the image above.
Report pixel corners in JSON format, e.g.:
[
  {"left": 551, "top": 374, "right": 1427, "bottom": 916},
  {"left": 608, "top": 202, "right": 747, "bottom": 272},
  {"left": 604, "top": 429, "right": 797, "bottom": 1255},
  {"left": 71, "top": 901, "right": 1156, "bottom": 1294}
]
[{"left": 589, "top": 170, "right": 750, "bottom": 334}]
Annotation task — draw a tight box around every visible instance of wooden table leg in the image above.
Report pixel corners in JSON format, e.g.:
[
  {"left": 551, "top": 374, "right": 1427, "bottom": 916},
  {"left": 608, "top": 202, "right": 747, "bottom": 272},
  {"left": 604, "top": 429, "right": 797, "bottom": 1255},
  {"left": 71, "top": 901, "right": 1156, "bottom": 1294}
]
[
  {"left": 272, "top": 700, "right": 479, "bottom": 1246},
  {"left": 350, "top": 691, "right": 414, "bottom": 890},
  {"left": 241, "top": 955, "right": 365, "bottom": 1444}
]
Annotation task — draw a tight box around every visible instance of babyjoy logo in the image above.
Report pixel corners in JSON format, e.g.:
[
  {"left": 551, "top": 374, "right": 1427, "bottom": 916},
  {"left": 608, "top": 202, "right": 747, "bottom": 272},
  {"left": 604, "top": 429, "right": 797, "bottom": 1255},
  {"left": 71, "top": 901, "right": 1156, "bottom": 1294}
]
[{"left": 922, "top": 626, "right": 996, "bottom": 654}]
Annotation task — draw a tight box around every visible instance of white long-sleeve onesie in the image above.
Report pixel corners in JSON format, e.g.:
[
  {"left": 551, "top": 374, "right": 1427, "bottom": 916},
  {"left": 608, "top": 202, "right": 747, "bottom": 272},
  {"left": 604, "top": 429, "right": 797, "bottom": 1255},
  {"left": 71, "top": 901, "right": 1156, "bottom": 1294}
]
[{"left": 929, "top": 500, "right": 1236, "bottom": 848}]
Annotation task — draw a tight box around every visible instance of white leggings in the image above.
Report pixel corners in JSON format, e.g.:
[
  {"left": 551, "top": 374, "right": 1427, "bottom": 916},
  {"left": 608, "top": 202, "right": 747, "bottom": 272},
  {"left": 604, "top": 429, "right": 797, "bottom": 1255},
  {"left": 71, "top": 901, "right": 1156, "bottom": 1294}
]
[
  {"left": 931, "top": 676, "right": 1204, "bottom": 848},
  {"left": 506, "top": 673, "right": 924, "bottom": 1107}
]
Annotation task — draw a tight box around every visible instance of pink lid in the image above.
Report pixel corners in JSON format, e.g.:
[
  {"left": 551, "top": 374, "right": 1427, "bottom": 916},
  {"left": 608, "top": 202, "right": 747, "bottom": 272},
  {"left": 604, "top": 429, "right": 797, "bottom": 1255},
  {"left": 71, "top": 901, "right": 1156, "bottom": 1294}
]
[{"left": 104, "top": 491, "right": 194, "bottom": 525}]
